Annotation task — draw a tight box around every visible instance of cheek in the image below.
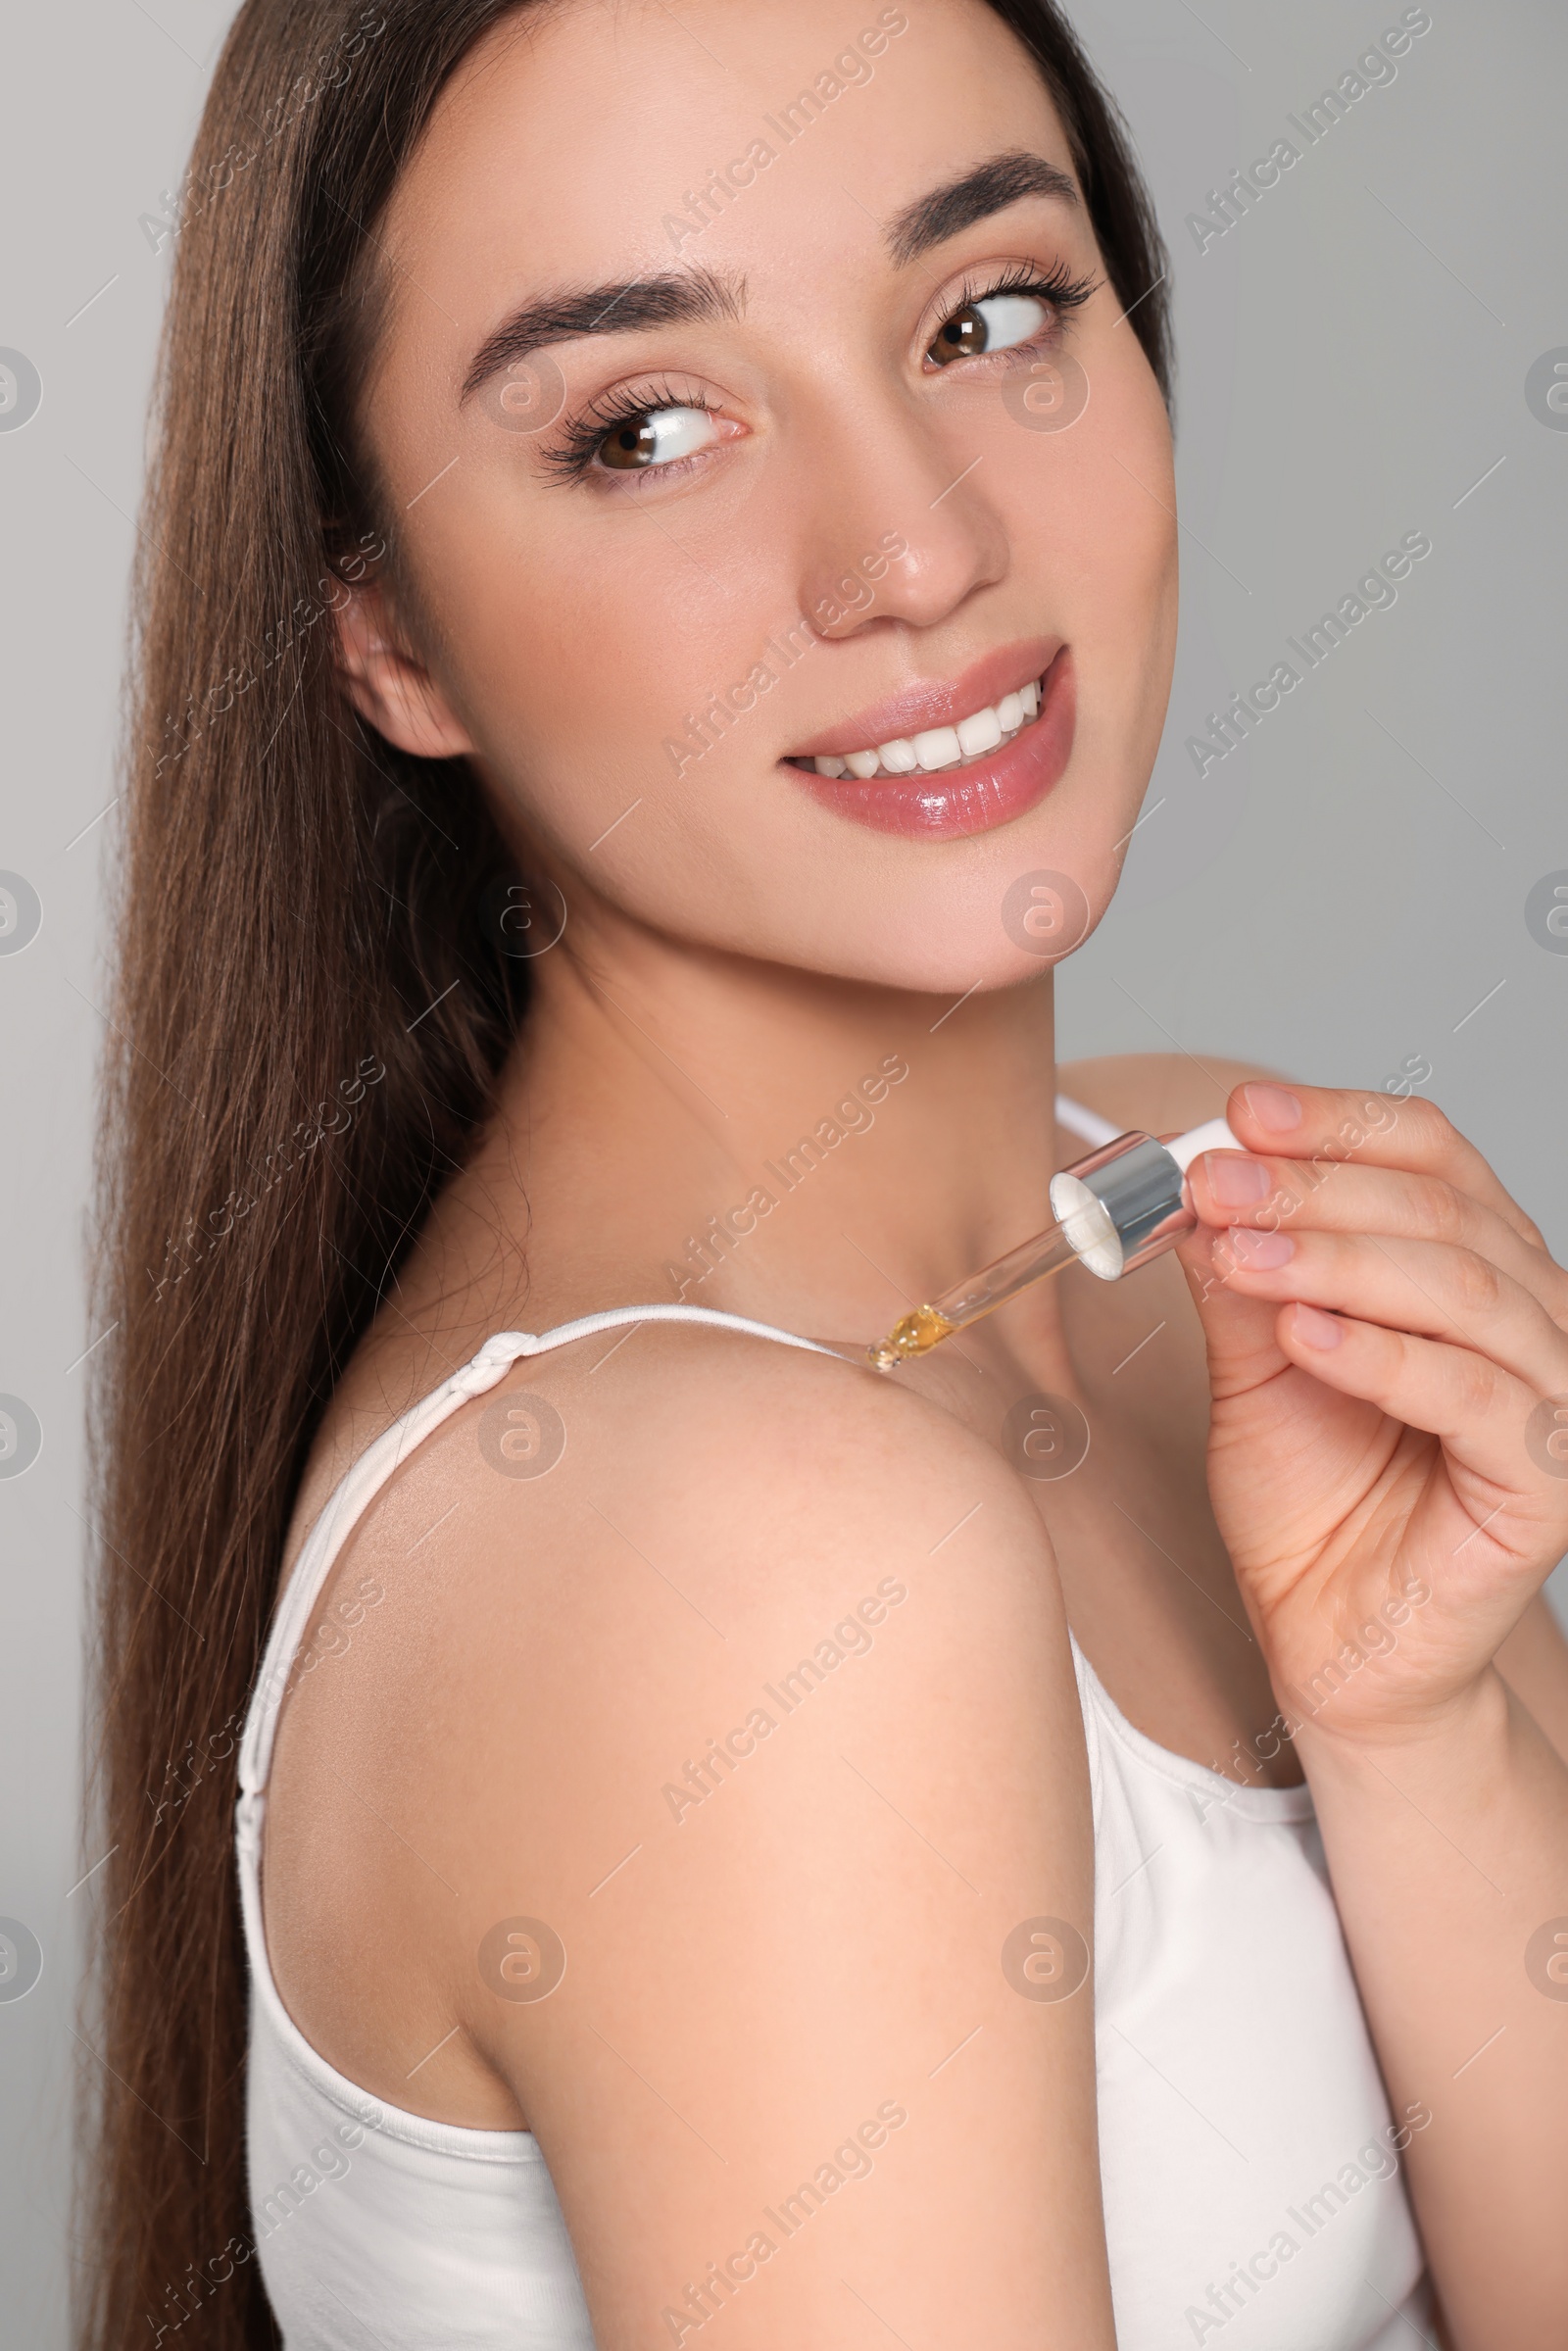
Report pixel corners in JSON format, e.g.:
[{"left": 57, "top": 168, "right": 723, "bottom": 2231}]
[
  {"left": 1071, "top": 386, "right": 1176, "bottom": 745},
  {"left": 407, "top": 467, "right": 784, "bottom": 847},
  {"left": 1007, "top": 355, "right": 1175, "bottom": 760},
  {"left": 1060, "top": 366, "right": 1176, "bottom": 634}
]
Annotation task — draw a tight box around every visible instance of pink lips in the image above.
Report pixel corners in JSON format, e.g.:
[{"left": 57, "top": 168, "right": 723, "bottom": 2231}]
[
  {"left": 786, "top": 636, "right": 1062, "bottom": 760},
  {"left": 785, "top": 645, "right": 1077, "bottom": 840}
]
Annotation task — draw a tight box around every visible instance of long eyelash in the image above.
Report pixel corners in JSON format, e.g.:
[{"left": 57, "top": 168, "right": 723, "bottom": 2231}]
[
  {"left": 541, "top": 377, "right": 715, "bottom": 484},
  {"left": 539, "top": 264, "right": 1097, "bottom": 485},
  {"left": 947, "top": 257, "right": 1100, "bottom": 323}
]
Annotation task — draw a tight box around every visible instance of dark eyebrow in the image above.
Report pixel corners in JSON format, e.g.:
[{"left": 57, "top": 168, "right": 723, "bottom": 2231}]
[
  {"left": 460, "top": 265, "right": 746, "bottom": 402},
  {"left": 885, "top": 149, "right": 1080, "bottom": 269}
]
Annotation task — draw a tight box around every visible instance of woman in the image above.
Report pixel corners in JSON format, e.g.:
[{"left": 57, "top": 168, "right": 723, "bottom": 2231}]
[{"left": 87, "top": 1, "right": 1568, "bottom": 2345}]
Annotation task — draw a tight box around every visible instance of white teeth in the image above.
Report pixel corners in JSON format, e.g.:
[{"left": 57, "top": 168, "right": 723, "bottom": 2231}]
[
  {"left": 802, "top": 675, "right": 1044, "bottom": 783},
  {"left": 913, "top": 725, "right": 962, "bottom": 773},
  {"left": 956, "top": 705, "right": 1004, "bottom": 758}
]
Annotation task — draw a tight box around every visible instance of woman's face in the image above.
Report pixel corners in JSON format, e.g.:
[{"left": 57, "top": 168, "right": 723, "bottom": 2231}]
[{"left": 351, "top": 0, "right": 1177, "bottom": 992}]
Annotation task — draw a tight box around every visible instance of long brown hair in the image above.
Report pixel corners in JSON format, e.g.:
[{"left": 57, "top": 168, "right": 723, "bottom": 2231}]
[{"left": 80, "top": 4, "right": 1170, "bottom": 2341}]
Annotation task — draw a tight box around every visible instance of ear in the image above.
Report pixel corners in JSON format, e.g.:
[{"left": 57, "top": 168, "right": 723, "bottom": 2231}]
[{"left": 333, "top": 579, "right": 475, "bottom": 760}]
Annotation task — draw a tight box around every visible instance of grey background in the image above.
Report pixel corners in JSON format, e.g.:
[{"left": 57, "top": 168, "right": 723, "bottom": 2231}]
[{"left": 1, "top": 0, "right": 1562, "bottom": 2338}]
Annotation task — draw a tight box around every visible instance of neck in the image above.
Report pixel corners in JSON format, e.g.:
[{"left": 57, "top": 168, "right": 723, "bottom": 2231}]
[{"left": 462, "top": 900, "right": 1073, "bottom": 1356}]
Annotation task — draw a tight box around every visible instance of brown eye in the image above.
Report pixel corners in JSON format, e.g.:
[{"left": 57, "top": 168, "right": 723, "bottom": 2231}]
[
  {"left": 595, "top": 405, "right": 717, "bottom": 470},
  {"left": 930, "top": 303, "right": 990, "bottom": 365},
  {"left": 927, "top": 290, "right": 1053, "bottom": 367},
  {"left": 599, "top": 418, "right": 662, "bottom": 470}
]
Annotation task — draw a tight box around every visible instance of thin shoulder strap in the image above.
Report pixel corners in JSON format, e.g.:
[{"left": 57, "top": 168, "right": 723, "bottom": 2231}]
[
  {"left": 240, "top": 1090, "right": 1109, "bottom": 1796},
  {"left": 237, "top": 1304, "right": 837, "bottom": 1801},
  {"left": 1054, "top": 1092, "right": 1122, "bottom": 1149}
]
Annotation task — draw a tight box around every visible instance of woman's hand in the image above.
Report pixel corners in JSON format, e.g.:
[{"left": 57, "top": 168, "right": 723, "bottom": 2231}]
[{"left": 1177, "top": 1082, "right": 1568, "bottom": 1745}]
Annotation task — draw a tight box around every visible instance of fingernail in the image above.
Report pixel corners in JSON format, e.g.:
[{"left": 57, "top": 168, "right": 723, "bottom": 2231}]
[
  {"left": 1204, "top": 1151, "right": 1271, "bottom": 1205},
  {"left": 1230, "top": 1228, "right": 1295, "bottom": 1268},
  {"left": 1294, "top": 1303, "right": 1343, "bottom": 1349},
  {"left": 1243, "top": 1083, "right": 1302, "bottom": 1133}
]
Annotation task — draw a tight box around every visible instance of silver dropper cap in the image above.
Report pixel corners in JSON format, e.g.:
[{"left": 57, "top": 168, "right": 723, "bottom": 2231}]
[{"left": 1048, "top": 1116, "right": 1240, "bottom": 1282}]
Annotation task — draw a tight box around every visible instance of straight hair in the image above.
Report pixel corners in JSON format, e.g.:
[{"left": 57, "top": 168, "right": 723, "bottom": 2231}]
[{"left": 80, "top": 4, "right": 1170, "bottom": 2341}]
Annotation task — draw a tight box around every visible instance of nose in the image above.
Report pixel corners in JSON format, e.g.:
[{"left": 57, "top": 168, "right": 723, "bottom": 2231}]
[{"left": 794, "top": 402, "right": 1009, "bottom": 642}]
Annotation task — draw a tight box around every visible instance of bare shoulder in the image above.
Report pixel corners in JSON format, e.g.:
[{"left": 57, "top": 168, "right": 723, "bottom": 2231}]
[
  {"left": 269, "top": 1323, "right": 1082, "bottom": 1835},
  {"left": 269, "top": 1322, "right": 1109, "bottom": 2339},
  {"left": 441, "top": 1314, "right": 1073, "bottom": 1590},
  {"left": 1057, "top": 1048, "right": 1284, "bottom": 1142},
  {"left": 399, "top": 1317, "right": 1083, "bottom": 1786}
]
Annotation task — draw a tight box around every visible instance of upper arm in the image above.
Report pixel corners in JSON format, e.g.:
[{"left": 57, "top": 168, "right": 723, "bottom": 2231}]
[{"left": 438, "top": 1339, "right": 1113, "bottom": 2348}]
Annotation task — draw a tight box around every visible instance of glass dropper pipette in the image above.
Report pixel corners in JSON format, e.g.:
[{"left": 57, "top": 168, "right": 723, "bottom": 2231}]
[{"left": 865, "top": 1116, "right": 1239, "bottom": 1371}]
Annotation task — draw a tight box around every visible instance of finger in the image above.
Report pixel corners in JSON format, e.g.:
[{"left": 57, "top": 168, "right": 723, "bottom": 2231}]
[
  {"left": 1272, "top": 1302, "right": 1568, "bottom": 1523},
  {"left": 1213, "top": 1225, "right": 1568, "bottom": 1398},
  {"left": 1188, "top": 1151, "right": 1568, "bottom": 1325},
  {"left": 1223, "top": 1083, "right": 1549, "bottom": 1255},
  {"left": 1174, "top": 1223, "right": 1294, "bottom": 1398}
]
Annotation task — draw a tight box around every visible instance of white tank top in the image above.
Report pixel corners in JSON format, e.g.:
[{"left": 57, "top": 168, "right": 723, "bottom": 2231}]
[{"left": 236, "top": 1105, "right": 1436, "bottom": 2349}]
